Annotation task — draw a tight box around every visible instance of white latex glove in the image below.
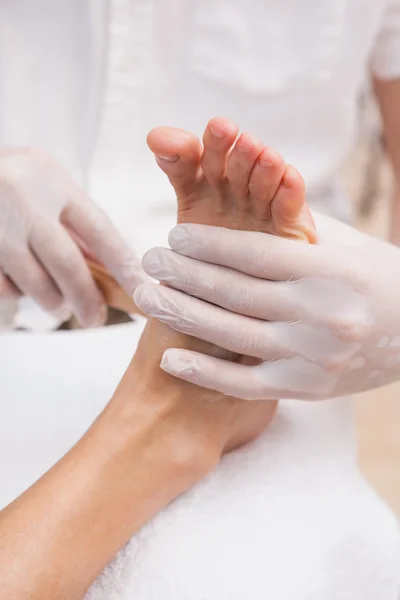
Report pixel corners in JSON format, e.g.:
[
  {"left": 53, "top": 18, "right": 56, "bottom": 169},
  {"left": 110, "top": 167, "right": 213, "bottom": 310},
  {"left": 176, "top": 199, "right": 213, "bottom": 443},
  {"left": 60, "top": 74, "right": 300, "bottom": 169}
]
[
  {"left": 134, "top": 213, "right": 400, "bottom": 400},
  {"left": 0, "top": 147, "right": 145, "bottom": 327}
]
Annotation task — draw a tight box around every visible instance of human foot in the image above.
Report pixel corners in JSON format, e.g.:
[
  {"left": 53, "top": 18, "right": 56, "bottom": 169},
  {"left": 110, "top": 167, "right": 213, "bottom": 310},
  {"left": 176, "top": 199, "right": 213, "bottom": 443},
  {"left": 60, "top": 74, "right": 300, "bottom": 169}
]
[
  {"left": 147, "top": 116, "right": 317, "bottom": 243},
  {"left": 127, "top": 118, "right": 317, "bottom": 460}
]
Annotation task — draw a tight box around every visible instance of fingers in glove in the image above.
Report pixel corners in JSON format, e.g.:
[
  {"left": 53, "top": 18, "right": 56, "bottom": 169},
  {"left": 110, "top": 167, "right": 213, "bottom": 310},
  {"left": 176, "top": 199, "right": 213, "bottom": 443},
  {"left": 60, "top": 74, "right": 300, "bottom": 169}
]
[
  {"left": 134, "top": 283, "right": 357, "bottom": 364},
  {"left": 62, "top": 200, "right": 147, "bottom": 295},
  {"left": 160, "top": 349, "right": 336, "bottom": 401},
  {"left": 0, "top": 269, "right": 20, "bottom": 299},
  {"left": 2, "top": 248, "right": 69, "bottom": 320},
  {"left": 142, "top": 247, "right": 304, "bottom": 321},
  {"left": 30, "top": 221, "right": 107, "bottom": 328},
  {"left": 167, "top": 224, "right": 366, "bottom": 285}
]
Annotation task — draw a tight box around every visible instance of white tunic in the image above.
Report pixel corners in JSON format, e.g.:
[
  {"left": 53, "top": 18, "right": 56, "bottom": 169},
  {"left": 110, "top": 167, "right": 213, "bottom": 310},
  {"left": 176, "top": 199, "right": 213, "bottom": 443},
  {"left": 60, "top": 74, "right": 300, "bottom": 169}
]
[
  {"left": 0, "top": 1, "right": 400, "bottom": 598},
  {"left": 0, "top": 0, "right": 399, "bottom": 251}
]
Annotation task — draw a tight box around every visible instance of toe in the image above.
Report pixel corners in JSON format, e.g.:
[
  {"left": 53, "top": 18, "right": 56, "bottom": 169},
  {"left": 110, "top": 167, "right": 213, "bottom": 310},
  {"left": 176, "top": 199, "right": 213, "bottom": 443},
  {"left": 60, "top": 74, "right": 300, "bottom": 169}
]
[
  {"left": 248, "top": 147, "right": 286, "bottom": 218},
  {"left": 147, "top": 126, "right": 203, "bottom": 197},
  {"left": 226, "top": 133, "right": 264, "bottom": 198},
  {"left": 201, "top": 117, "right": 239, "bottom": 186},
  {"left": 271, "top": 165, "right": 317, "bottom": 243}
]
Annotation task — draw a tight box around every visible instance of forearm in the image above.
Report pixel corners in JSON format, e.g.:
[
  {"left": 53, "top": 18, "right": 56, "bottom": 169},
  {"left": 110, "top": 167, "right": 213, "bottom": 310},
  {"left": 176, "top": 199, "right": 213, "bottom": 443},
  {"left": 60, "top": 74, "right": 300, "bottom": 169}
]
[
  {"left": 0, "top": 368, "right": 205, "bottom": 600},
  {"left": 373, "top": 77, "right": 400, "bottom": 244},
  {"left": 389, "top": 184, "right": 400, "bottom": 245}
]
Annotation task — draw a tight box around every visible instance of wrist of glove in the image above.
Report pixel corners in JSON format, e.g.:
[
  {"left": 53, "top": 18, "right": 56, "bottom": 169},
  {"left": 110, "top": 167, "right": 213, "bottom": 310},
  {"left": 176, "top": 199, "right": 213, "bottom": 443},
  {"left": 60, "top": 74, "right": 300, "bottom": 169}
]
[{"left": 133, "top": 214, "right": 400, "bottom": 400}]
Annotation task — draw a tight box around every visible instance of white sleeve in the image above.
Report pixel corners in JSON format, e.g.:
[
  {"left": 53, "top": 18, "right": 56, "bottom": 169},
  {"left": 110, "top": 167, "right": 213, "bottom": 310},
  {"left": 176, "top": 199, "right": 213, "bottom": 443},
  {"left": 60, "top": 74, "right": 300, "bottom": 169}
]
[{"left": 370, "top": 0, "right": 400, "bottom": 79}]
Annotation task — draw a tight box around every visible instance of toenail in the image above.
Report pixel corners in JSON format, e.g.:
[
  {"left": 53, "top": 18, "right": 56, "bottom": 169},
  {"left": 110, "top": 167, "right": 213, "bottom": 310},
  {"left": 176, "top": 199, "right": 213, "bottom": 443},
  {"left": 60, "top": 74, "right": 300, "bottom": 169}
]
[
  {"left": 259, "top": 156, "right": 273, "bottom": 167},
  {"left": 156, "top": 154, "right": 180, "bottom": 162},
  {"left": 209, "top": 123, "right": 226, "bottom": 138},
  {"left": 237, "top": 141, "right": 253, "bottom": 153},
  {"left": 237, "top": 133, "right": 260, "bottom": 153},
  {"left": 282, "top": 176, "right": 293, "bottom": 189},
  {"left": 168, "top": 226, "right": 190, "bottom": 251}
]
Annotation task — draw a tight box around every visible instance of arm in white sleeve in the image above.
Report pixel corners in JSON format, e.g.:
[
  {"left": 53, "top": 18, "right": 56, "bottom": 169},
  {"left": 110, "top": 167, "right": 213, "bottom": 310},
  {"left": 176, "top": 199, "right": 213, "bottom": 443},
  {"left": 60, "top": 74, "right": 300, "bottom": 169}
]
[
  {"left": 371, "top": 1, "right": 400, "bottom": 244},
  {"left": 370, "top": 0, "right": 400, "bottom": 80}
]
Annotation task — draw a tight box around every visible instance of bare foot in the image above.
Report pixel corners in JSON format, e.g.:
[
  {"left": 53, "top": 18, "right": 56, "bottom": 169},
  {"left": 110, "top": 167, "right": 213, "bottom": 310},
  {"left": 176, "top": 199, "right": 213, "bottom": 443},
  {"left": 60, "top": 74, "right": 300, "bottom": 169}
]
[
  {"left": 120, "top": 118, "right": 317, "bottom": 462},
  {"left": 148, "top": 117, "right": 316, "bottom": 243}
]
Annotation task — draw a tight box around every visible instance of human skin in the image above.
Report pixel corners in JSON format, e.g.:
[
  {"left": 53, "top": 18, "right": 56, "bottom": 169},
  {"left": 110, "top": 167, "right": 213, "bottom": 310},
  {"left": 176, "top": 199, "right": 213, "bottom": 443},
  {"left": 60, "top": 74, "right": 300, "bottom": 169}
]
[
  {"left": 135, "top": 116, "right": 316, "bottom": 428},
  {"left": 373, "top": 77, "right": 400, "bottom": 244},
  {"left": 0, "top": 356, "right": 275, "bottom": 599},
  {"left": 0, "top": 389, "right": 213, "bottom": 599},
  {"left": 0, "top": 118, "right": 316, "bottom": 599},
  {"left": 135, "top": 115, "right": 317, "bottom": 449}
]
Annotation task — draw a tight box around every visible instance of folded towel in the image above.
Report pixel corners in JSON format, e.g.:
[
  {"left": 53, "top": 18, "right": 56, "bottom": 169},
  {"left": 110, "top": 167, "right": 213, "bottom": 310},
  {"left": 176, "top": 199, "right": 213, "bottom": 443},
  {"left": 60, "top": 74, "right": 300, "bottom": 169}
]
[{"left": 86, "top": 398, "right": 400, "bottom": 600}]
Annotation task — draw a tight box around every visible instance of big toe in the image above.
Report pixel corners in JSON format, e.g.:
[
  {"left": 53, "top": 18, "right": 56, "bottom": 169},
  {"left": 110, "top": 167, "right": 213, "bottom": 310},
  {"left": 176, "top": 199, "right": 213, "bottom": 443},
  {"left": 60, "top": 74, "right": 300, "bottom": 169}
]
[{"left": 147, "top": 127, "right": 203, "bottom": 198}]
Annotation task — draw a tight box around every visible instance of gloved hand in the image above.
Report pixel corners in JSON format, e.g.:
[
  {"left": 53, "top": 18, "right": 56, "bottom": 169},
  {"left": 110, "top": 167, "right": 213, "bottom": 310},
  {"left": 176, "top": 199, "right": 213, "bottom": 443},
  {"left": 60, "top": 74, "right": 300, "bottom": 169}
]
[
  {"left": 0, "top": 147, "right": 146, "bottom": 327},
  {"left": 134, "top": 213, "right": 400, "bottom": 400}
]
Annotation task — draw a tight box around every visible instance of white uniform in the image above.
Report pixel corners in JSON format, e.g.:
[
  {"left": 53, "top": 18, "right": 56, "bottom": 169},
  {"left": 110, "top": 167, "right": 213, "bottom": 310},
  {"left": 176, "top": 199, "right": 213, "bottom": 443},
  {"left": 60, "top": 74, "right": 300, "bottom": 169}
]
[
  {"left": 1, "top": 0, "right": 399, "bottom": 247},
  {"left": 0, "top": 1, "right": 400, "bottom": 598}
]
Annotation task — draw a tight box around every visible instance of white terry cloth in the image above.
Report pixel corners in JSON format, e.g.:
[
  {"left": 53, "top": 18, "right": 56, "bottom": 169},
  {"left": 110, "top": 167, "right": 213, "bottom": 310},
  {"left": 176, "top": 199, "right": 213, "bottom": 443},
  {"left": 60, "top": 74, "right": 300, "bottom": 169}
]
[
  {"left": 0, "top": 325, "right": 399, "bottom": 600},
  {"left": 87, "top": 405, "right": 400, "bottom": 600}
]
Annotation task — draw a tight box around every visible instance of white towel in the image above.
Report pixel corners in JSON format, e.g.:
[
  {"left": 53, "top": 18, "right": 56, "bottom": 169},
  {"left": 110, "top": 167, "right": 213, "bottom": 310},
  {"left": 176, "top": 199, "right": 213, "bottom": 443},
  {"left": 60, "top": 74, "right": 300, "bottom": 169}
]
[
  {"left": 86, "top": 400, "right": 400, "bottom": 600},
  {"left": 0, "top": 324, "right": 399, "bottom": 600}
]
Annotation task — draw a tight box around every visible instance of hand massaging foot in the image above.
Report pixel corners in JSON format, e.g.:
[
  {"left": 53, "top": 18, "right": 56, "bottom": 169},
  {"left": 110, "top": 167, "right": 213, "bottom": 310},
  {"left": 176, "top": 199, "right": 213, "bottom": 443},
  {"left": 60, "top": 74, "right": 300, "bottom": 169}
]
[
  {"left": 128, "top": 117, "right": 318, "bottom": 456},
  {"left": 86, "top": 119, "right": 399, "bottom": 600}
]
